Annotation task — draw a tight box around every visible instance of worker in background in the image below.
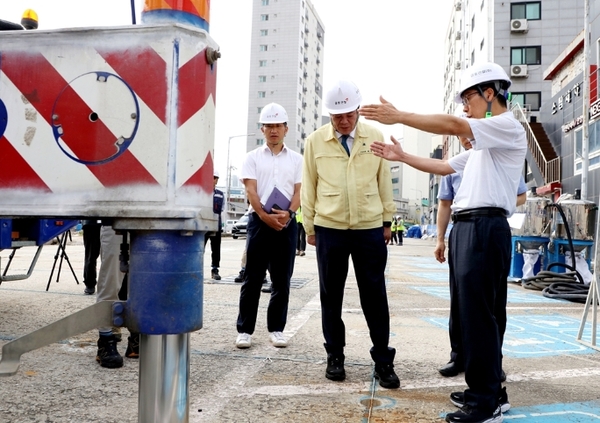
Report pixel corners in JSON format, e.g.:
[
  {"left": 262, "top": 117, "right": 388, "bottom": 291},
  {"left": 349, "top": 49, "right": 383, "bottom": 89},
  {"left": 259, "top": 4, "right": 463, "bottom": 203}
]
[
  {"left": 205, "top": 170, "right": 224, "bottom": 280},
  {"left": 296, "top": 206, "right": 306, "bottom": 256}
]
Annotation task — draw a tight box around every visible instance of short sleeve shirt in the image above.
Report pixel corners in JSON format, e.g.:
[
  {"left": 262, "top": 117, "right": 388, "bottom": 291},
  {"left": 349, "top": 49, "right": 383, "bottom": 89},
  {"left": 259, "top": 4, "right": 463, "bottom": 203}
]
[
  {"left": 448, "top": 112, "right": 527, "bottom": 216},
  {"left": 241, "top": 144, "right": 303, "bottom": 212}
]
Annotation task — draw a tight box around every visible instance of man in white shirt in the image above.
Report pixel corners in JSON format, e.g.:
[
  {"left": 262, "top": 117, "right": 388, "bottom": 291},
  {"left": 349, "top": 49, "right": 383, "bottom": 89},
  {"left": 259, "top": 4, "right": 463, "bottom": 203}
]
[
  {"left": 361, "top": 62, "right": 526, "bottom": 423},
  {"left": 235, "top": 103, "right": 302, "bottom": 350}
]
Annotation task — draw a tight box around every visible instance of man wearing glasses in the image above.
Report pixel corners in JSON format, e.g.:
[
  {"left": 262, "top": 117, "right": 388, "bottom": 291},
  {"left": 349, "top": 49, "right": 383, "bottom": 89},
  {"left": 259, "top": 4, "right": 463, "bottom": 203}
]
[
  {"left": 235, "top": 103, "right": 302, "bottom": 350},
  {"left": 361, "top": 62, "right": 526, "bottom": 423},
  {"left": 302, "top": 80, "right": 399, "bottom": 389}
]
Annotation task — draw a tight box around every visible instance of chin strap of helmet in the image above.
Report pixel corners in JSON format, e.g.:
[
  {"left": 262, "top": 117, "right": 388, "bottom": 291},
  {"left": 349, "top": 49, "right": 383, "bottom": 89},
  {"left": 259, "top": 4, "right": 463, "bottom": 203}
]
[{"left": 477, "top": 81, "right": 509, "bottom": 118}]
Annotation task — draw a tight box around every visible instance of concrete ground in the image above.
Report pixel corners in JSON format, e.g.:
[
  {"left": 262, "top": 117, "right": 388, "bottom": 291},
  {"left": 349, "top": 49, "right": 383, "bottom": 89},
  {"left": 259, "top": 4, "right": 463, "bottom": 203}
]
[{"left": 1, "top": 231, "right": 599, "bottom": 422}]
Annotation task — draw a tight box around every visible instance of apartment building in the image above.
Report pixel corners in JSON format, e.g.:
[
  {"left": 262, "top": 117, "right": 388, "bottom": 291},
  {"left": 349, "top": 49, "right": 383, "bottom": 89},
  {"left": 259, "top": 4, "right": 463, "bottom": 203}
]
[
  {"left": 443, "top": 0, "right": 585, "bottom": 159},
  {"left": 245, "top": 0, "right": 325, "bottom": 155}
]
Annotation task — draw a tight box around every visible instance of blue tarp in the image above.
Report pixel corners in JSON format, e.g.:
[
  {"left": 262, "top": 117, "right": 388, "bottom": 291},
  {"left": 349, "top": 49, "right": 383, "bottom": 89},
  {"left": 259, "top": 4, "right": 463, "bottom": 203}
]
[{"left": 406, "top": 225, "right": 422, "bottom": 238}]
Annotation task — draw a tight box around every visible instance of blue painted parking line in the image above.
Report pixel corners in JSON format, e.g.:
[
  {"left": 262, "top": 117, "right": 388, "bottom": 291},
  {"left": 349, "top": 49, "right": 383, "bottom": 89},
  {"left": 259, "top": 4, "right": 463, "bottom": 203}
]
[
  {"left": 407, "top": 272, "right": 449, "bottom": 282},
  {"left": 503, "top": 401, "right": 600, "bottom": 421},
  {"left": 411, "top": 285, "right": 560, "bottom": 303},
  {"left": 425, "top": 314, "right": 599, "bottom": 358},
  {"left": 404, "top": 257, "right": 449, "bottom": 270}
]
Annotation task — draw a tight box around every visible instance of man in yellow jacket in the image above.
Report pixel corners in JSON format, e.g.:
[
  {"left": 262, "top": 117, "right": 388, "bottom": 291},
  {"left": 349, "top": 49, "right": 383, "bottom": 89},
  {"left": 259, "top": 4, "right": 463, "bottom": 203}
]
[{"left": 301, "top": 79, "right": 399, "bottom": 389}]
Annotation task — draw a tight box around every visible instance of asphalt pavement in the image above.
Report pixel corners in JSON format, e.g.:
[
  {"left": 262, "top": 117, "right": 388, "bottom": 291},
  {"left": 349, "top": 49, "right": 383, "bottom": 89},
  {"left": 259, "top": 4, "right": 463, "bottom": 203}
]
[{"left": 1, "top": 231, "right": 599, "bottom": 422}]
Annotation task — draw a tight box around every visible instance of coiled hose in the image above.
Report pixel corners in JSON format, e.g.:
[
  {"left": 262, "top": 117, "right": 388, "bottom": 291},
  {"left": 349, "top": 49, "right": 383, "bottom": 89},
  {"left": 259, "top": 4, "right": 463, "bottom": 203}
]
[{"left": 520, "top": 202, "right": 589, "bottom": 303}]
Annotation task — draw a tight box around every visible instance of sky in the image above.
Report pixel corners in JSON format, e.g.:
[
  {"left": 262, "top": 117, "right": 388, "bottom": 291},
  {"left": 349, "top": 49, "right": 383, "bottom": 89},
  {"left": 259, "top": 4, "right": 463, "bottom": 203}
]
[{"left": 2, "top": 0, "right": 451, "bottom": 179}]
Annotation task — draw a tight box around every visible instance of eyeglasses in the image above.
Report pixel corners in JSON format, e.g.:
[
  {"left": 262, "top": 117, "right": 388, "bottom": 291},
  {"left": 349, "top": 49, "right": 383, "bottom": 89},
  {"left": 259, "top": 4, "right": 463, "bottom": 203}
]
[{"left": 461, "top": 91, "right": 480, "bottom": 106}]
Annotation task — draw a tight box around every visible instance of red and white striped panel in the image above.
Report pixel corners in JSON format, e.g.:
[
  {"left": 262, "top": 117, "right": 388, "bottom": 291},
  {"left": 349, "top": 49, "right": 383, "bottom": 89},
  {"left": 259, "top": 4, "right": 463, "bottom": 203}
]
[{"left": 0, "top": 26, "right": 216, "bottom": 218}]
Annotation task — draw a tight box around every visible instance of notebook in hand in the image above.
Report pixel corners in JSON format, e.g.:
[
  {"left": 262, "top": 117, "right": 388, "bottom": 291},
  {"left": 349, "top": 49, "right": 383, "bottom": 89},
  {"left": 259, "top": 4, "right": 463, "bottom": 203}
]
[{"left": 262, "top": 187, "right": 290, "bottom": 213}]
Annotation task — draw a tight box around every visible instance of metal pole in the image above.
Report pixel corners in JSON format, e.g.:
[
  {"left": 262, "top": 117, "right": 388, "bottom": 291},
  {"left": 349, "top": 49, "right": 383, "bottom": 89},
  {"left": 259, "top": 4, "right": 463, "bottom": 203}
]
[
  {"left": 581, "top": 0, "right": 590, "bottom": 200},
  {"left": 226, "top": 134, "right": 255, "bottom": 216},
  {"left": 130, "top": 0, "right": 137, "bottom": 24},
  {"left": 139, "top": 334, "right": 190, "bottom": 423}
]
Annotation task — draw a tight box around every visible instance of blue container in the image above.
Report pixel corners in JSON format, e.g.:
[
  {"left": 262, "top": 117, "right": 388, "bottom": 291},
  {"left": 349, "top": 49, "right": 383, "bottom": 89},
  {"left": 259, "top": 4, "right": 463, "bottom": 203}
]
[{"left": 127, "top": 230, "right": 205, "bottom": 334}]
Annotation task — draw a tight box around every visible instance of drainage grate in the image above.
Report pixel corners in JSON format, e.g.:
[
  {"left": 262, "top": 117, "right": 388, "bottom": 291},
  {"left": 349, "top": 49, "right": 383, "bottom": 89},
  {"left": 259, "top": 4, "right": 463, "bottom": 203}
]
[{"left": 207, "top": 277, "right": 311, "bottom": 289}]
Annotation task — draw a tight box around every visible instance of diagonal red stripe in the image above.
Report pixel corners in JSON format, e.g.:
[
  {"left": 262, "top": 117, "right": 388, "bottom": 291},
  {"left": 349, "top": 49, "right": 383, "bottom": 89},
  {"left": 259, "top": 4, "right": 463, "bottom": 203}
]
[
  {"left": 1, "top": 52, "right": 159, "bottom": 187},
  {"left": 181, "top": 151, "right": 213, "bottom": 193},
  {"left": 178, "top": 49, "right": 217, "bottom": 127},
  {"left": 0, "top": 136, "right": 51, "bottom": 191},
  {"left": 98, "top": 46, "right": 168, "bottom": 124}
]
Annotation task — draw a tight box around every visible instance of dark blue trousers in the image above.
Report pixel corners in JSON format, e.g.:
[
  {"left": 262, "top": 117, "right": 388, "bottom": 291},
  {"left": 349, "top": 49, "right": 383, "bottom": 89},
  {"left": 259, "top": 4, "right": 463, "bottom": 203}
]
[
  {"left": 315, "top": 226, "right": 395, "bottom": 364},
  {"left": 237, "top": 213, "right": 297, "bottom": 334},
  {"left": 448, "top": 215, "right": 510, "bottom": 413}
]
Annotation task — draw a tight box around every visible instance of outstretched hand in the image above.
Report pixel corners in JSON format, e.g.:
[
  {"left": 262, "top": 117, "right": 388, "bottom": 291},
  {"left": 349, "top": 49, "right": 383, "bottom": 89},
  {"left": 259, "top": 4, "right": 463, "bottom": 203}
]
[
  {"left": 370, "top": 135, "right": 405, "bottom": 162},
  {"left": 359, "top": 96, "right": 400, "bottom": 125}
]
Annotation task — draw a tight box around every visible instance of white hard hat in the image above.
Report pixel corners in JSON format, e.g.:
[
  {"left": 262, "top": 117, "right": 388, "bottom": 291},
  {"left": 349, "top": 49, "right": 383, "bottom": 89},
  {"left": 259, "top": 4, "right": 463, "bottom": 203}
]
[
  {"left": 259, "top": 103, "right": 288, "bottom": 124},
  {"left": 324, "top": 79, "right": 362, "bottom": 114},
  {"left": 455, "top": 62, "right": 511, "bottom": 104},
  {"left": 213, "top": 170, "right": 220, "bottom": 178}
]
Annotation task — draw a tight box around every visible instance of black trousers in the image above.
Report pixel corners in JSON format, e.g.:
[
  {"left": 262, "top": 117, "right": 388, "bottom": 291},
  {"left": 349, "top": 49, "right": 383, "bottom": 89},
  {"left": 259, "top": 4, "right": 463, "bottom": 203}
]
[
  {"left": 297, "top": 222, "right": 306, "bottom": 251},
  {"left": 315, "top": 226, "right": 395, "bottom": 364},
  {"left": 237, "top": 213, "right": 297, "bottom": 334},
  {"left": 204, "top": 230, "right": 222, "bottom": 269},
  {"left": 448, "top": 215, "right": 510, "bottom": 412},
  {"left": 82, "top": 223, "right": 101, "bottom": 289}
]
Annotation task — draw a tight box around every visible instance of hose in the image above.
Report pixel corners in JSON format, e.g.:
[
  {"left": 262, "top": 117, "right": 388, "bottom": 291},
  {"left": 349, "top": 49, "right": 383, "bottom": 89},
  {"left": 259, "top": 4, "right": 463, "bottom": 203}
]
[{"left": 520, "top": 202, "right": 589, "bottom": 303}]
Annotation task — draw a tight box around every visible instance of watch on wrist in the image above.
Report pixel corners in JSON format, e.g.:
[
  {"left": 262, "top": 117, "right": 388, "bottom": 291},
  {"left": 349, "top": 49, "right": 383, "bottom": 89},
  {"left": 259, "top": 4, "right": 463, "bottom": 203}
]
[
  {"left": 288, "top": 209, "right": 296, "bottom": 220},
  {"left": 383, "top": 221, "right": 392, "bottom": 228}
]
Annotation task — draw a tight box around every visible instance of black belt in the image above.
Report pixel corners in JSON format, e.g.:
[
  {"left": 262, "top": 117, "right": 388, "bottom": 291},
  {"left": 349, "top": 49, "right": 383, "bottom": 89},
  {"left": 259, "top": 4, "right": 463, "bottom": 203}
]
[{"left": 452, "top": 207, "right": 507, "bottom": 223}]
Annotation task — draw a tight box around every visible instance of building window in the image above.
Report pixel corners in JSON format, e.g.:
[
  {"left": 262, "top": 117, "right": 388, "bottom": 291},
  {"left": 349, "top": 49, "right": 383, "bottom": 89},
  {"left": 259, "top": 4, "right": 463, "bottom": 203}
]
[
  {"left": 258, "top": 75, "right": 266, "bottom": 82},
  {"left": 511, "top": 2, "right": 541, "bottom": 20},
  {"left": 257, "top": 107, "right": 263, "bottom": 114},
  {"left": 575, "top": 122, "right": 600, "bottom": 173},
  {"left": 262, "top": 0, "right": 269, "bottom": 5},
  {"left": 259, "top": 60, "right": 267, "bottom": 67},
  {"left": 471, "top": 15, "right": 475, "bottom": 31},
  {"left": 511, "top": 46, "right": 541, "bottom": 65},
  {"left": 480, "top": 0, "right": 485, "bottom": 10},
  {"left": 391, "top": 177, "right": 399, "bottom": 184},
  {"left": 260, "top": 29, "right": 268, "bottom": 36},
  {"left": 258, "top": 91, "right": 266, "bottom": 98},
  {"left": 261, "top": 14, "right": 269, "bottom": 21},
  {"left": 256, "top": 138, "right": 265, "bottom": 145},
  {"left": 260, "top": 45, "right": 268, "bottom": 52},
  {"left": 480, "top": 38, "right": 485, "bottom": 51},
  {"left": 511, "top": 92, "right": 541, "bottom": 111},
  {"left": 257, "top": 123, "right": 261, "bottom": 129}
]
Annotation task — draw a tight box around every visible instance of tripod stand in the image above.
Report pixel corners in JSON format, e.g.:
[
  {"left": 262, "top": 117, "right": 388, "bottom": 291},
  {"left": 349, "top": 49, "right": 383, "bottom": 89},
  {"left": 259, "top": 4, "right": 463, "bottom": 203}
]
[{"left": 46, "top": 230, "right": 79, "bottom": 291}]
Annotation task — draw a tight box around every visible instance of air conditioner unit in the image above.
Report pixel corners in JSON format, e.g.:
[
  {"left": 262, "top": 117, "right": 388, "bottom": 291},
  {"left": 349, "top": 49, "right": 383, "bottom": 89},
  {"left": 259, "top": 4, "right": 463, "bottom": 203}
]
[
  {"left": 510, "top": 19, "right": 528, "bottom": 32},
  {"left": 511, "top": 64, "right": 528, "bottom": 77},
  {"left": 455, "top": 2, "right": 462, "bottom": 11},
  {"left": 455, "top": 61, "right": 462, "bottom": 70},
  {"left": 455, "top": 31, "right": 462, "bottom": 41}
]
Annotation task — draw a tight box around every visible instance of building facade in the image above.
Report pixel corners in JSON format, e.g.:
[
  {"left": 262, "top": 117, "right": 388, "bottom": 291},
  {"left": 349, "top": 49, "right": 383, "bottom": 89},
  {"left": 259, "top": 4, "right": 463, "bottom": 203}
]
[{"left": 246, "top": 0, "right": 325, "bottom": 155}]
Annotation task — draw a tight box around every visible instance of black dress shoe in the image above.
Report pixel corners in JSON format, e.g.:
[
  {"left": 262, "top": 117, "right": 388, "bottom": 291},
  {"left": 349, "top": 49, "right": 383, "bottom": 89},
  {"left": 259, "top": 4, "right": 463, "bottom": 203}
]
[
  {"left": 439, "top": 361, "right": 464, "bottom": 377},
  {"left": 84, "top": 286, "right": 95, "bottom": 295},
  {"left": 326, "top": 355, "right": 346, "bottom": 381},
  {"left": 374, "top": 363, "right": 400, "bottom": 389}
]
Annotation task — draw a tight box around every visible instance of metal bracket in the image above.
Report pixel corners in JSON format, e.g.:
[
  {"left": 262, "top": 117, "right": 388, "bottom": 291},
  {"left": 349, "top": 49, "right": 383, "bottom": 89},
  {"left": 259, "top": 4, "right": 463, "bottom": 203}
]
[
  {"left": 0, "top": 301, "right": 125, "bottom": 376},
  {"left": 0, "top": 245, "right": 44, "bottom": 283}
]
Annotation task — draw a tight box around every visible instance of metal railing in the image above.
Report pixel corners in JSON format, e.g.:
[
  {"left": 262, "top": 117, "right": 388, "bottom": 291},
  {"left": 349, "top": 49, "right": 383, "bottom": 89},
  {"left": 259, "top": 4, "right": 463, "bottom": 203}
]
[{"left": 511, "top": 103, "right": 561, "bottom": 184}]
